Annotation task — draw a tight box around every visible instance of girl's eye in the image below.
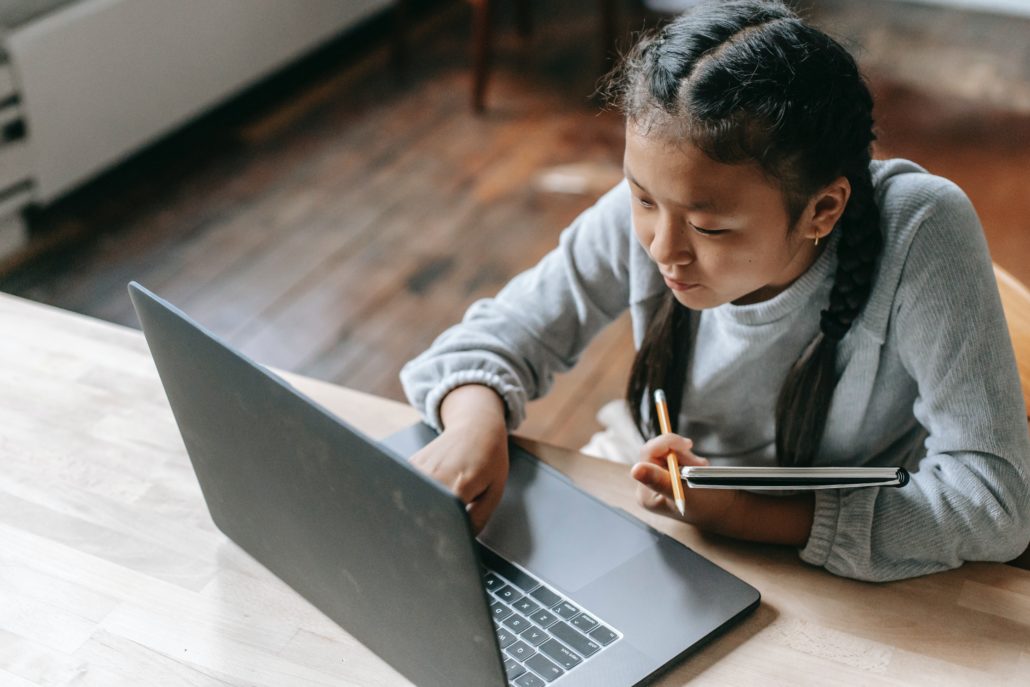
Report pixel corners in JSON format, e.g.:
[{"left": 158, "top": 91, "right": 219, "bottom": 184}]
[
  {"left": 690, "top": 223, "right": 726, "bottom": 236},
  {"left": 635, "top": 197, "right": 655, "bottom": 209}
]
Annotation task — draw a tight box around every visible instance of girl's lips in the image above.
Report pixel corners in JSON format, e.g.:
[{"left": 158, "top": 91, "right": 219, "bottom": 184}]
[{"left": 663, "top": 275, "right": 701, "bottom": 292}]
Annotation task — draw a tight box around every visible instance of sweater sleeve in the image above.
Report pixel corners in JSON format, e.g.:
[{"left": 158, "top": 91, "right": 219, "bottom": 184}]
[
  {"left": 399, "top": 181, "right": 634, "bottom": 431},
  {"left": 800, "top": 180, "right": 1030, "bottom": 581}
]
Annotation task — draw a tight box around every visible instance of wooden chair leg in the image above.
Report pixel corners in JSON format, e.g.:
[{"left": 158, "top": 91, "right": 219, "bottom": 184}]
[
  {"left": 600, "top": 0, "right": 617, "bottom": 61},
  {"left": 471, "top": 0, "right": 492, "bottom": 112},
  {"left": 515, "top": 0, "right": 532, "bottom": 38},
  {"left": 391, "top": 0, "right": 411, "bottom": 79}
]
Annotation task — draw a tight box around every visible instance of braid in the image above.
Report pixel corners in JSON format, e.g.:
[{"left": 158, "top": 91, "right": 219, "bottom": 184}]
[
  {"left": 821, "top": 164, "right": 882, "bottom": 341},
  {"left": 776, "top": 161, "right": 882, "bottom": 465},
  {"left": 627, "top": 293, "right": 692, "bottom": 438}
]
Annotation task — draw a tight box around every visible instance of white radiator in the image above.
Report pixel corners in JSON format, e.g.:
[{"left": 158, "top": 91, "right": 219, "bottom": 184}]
[{"left": 1, "top": 0, "right": 390, "bottom": 209}]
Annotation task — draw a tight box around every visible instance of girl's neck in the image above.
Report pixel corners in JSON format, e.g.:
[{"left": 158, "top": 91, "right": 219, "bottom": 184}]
[{"left": 732, "top": 240, "right": 828, "bottom": 306}]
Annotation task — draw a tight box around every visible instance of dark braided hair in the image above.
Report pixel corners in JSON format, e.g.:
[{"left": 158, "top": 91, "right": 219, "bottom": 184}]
[{"left": 608, "top": 0, "right": 882, "bottom": 466}]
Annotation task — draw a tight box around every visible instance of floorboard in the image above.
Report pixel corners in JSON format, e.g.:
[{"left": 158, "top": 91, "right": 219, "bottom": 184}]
[{"left": 1, "top": 0, "right": 1027, "bottom": 454}]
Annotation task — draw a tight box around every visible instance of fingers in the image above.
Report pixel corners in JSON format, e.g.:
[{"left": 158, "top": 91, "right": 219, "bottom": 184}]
[
  {"left": 631, "top": 461, "right": 673, "bottom": 499},
  {"left": 414, "top": 460, "right": 496, "bottom": 533},
  {"left": 417, "top": 459, "right": 502, "bottom": 533},
  {"left": 410, "top": 454, "right": 489, "bottom": 506},
  {"left": 639, "top": 433, "right": 709, "bottom": 468},
  {"left": 632, "top": 467, "right": 675, "bottom": 517},
  {"left": 407, "top": 432, "right": 508, "bottom": 534},
  {"left": 632, "top": 434, "right": 708, "bottom": 521},
  {"left": 466, "top": 481, "right": 503, "bottom": 534},
  {"left": 450, "top": 468, "right": 488, "bottom": 506}
]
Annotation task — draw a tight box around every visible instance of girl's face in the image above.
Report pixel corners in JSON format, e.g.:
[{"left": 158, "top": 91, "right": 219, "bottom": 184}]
[{"left": 624, "top": 124, "right": 844, "bottom": 309}]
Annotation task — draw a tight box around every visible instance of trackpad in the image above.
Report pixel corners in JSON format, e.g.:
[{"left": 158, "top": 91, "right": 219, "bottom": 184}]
[
  {"left": 381, "top": 423, "right": 656, "bottom": 594},
  {"left": 479, "top": 443, "right": 656, "bottom": 593}
]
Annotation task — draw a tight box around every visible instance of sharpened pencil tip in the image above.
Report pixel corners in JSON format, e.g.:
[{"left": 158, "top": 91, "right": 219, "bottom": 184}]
[{"left": 676, "top": 498, "right": 685, "bottom": 517}]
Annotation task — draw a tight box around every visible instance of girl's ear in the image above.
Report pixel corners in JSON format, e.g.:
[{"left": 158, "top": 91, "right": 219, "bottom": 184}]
[{"left": 805, "top": 176, "right": 851, "bottom": 242}]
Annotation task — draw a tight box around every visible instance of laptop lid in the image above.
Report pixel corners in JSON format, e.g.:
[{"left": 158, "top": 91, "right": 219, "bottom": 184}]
[{"left": 128, "top": 282, "right": 506, "bottom": 687}]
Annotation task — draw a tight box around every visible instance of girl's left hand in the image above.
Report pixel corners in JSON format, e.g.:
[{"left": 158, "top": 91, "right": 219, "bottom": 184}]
[{"left": 631, "top": 433, "right": 739, "bottom": 530}]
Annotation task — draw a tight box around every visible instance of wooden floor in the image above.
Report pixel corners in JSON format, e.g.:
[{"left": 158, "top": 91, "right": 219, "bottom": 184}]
[{"left": 2, "top": 0, "right": 1028, "bottom": 453}]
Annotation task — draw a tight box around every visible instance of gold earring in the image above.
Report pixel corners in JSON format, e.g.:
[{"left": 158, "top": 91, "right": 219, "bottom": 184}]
[{"left": 814, "top": 235, "right": 820, "bottom": 247}]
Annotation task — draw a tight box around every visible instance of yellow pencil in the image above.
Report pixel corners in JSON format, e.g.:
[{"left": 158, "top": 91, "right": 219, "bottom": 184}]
[{"left": 653, "top": 389, "right": 686, "bottom": 517}]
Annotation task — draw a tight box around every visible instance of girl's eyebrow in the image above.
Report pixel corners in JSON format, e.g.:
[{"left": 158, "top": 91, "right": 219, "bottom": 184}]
[{"left": 623, "top": 165, "right": 724, "bottom": 213}]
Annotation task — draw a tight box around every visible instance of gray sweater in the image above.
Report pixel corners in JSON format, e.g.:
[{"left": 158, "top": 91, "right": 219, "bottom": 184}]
[{"left": 400, "top": 159, "right": 1030, "bottom": 582}]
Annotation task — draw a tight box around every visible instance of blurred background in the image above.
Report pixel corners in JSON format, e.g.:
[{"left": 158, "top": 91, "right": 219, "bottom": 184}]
[{"left": 0, "top": 0, "right": 1027, "bottom": 451}]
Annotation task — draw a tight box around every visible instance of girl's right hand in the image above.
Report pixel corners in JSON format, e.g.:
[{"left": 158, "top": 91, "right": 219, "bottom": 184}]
[
  {"left": 407, "top": 385, "right": 510, "bottom": 534},
  {"left": 630, "top": 433, "right": 738, "bottom": 530}
]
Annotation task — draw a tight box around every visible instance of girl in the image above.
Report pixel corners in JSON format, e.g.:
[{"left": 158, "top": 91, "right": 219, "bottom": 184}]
[{"left": 399, "top": 0, "right": 1030, "bottom": 581}]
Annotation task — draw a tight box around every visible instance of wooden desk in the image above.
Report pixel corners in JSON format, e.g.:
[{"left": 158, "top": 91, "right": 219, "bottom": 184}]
[{"left": 1, "top": 292, "right": 1027, "bottom": 686}]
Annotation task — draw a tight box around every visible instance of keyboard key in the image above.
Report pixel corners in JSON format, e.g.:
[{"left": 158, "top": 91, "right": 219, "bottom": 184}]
[
  {"left": 484, "top": 572, "right": 504, "bottom": 592},
  {"left": 513, "top": 597, "right": 541, "bottom": 616},
  {"left": 539, "top": 638, "right": 583, "bottom": 671},
  {"left": 530, "top": 608, "right": 558, "bottom": 628},
  {"left": 550, "top": 621, "right": 601, "bottom": 658},
  {"left": 514, "top": 672, "right": 546, "bottom": 687},
  {"left": 529, "top": 585, "right": 562, "bottom": 609},
  {"left": 484, "top": 552, "right": 621, "bottom": 671},
  {"left": 571, "top": 612, "right": 599, "bottom": 633},
  {"left": 491, "top": 601, "right": 513, "bottom": 622},
  {"left": 554, "top": 601, "right": 580, "bottom": 619},
  {"left": 495, "top": 585, "right": 524, "bottom": 605},
  {"left": 503, "top": 657, "right": 526, "bottom": 680},
  {"left": 505, "top": 640, "right": 537, "bottom": 662},
  {"left": 520, "top": 625, "right": 549, "bottom": 646},
  {"left": 496, "top": 628, "right": 517, "bottom": 649},
  {"left": 589, "top": 625, "right": 618, "bottom": 646},
  {"left": 524, "top": 653, "right": 564, "bottom": 683},
  {"left": 479, "top": 547, "right": 542, "bottom": 593},
  {"left": 502, "top": 612, "right": 532, "bottom": 634}
]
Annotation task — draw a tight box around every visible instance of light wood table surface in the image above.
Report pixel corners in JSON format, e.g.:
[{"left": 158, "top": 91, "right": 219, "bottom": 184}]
[{"left": 1, "top": 292, "right": 1028, "bottom": 686}]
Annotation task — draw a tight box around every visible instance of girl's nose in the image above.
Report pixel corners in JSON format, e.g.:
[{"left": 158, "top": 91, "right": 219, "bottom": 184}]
[{"left": 650, "top": 213, "right": 693, "bottom": 266}]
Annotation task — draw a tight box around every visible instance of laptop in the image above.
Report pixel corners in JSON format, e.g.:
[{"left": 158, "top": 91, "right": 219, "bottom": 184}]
[{"left": 128, "top": 282, "right": 760, "bottom": 687}]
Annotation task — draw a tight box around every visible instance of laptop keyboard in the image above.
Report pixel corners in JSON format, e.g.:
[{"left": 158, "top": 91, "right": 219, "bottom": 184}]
[{"left": 478, "top": 545, "right": 622, "bottom": 685}]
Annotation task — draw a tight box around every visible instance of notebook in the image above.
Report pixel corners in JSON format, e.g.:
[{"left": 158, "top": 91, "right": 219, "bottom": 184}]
[{"left": 680, "top": 466, "right": 910, "bottom": 490}]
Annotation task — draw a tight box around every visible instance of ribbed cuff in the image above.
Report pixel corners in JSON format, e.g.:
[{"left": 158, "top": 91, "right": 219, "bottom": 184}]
[
  {"left": 799, "top": 489, "right": 841, "bottom": 567},
  {"left": 423, "top": 370, "right": 524, "bottom": 432}
]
